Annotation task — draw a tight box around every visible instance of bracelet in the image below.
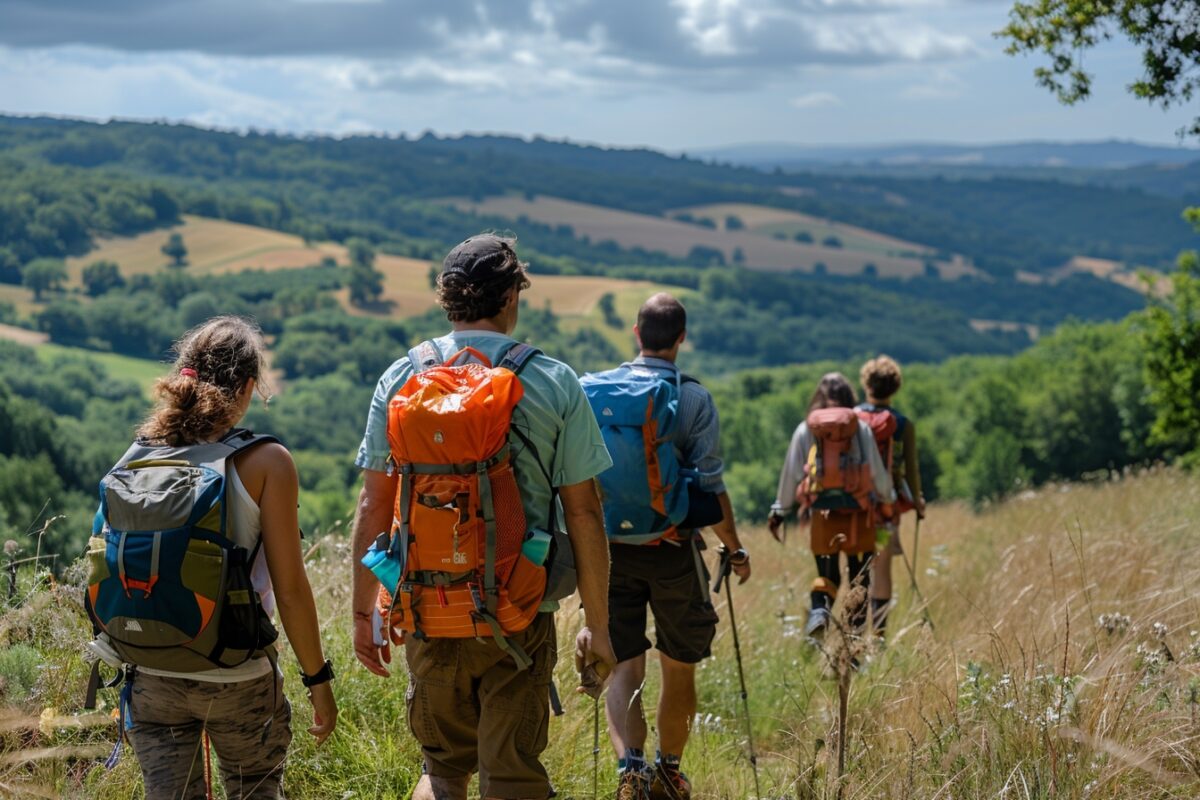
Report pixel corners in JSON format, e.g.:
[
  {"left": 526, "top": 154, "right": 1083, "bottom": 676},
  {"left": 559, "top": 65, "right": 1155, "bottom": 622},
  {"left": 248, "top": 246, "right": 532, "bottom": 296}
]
[
  {"left": 301, "top": 659, "right": 335, "bottom": 688},
  {"left": 729, "top": 548, "right": 749, "bottom": 565}
]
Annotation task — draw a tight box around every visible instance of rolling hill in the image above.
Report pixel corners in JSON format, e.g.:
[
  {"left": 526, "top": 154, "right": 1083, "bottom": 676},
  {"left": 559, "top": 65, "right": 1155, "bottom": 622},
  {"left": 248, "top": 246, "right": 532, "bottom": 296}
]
[{"left": 445, "top": 195, "right": 975, "bottom": 278}]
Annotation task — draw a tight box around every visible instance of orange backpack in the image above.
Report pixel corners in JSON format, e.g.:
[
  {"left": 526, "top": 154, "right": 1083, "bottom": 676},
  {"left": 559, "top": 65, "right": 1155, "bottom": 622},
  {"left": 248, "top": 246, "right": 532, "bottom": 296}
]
[
  {"left": 797, "top": 407, "right": 877, "bottom": 553},
  {"left": 375, "top": 342, "right": 546, "bottom": 668}
]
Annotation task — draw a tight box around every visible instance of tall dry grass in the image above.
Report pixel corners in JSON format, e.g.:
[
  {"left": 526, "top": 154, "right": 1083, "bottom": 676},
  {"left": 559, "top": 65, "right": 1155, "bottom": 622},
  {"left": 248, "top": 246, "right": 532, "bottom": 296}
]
[{"left": 2, "top": 469, "right": 1199, "bottom": 798}]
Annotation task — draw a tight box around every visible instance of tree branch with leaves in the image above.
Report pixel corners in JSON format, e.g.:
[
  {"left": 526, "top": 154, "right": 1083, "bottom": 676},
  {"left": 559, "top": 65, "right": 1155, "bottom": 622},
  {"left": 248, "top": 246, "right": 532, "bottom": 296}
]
[{"left": 1000, "top": 0, "right": 1200, "bottom": 137}]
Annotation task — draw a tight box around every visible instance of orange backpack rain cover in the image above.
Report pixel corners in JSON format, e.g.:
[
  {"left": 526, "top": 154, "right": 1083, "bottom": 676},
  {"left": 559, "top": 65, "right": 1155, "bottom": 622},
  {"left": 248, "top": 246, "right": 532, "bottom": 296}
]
[{"left": 379, "top": 348, "right": 547, "bottom": 642}]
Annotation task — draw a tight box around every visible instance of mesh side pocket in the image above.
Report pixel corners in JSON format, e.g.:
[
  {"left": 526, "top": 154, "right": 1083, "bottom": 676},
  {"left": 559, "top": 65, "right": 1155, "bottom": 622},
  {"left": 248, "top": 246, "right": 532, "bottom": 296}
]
[{"left": 489, "top": 461, "right": 527, "bottom": 584}]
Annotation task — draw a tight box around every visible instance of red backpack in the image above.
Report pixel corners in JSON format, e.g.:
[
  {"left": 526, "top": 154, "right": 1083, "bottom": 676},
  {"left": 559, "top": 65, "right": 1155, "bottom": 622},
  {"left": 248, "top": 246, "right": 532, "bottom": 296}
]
[{"left": 856, "top": 404, "right": 914, "bottom": 515}]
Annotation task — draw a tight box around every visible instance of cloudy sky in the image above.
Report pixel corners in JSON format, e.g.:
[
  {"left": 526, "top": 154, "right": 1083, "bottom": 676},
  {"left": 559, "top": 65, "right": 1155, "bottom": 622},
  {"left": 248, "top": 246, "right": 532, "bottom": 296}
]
[{"left": 0, "top": 0, "right": 1190, "bottom": 149}]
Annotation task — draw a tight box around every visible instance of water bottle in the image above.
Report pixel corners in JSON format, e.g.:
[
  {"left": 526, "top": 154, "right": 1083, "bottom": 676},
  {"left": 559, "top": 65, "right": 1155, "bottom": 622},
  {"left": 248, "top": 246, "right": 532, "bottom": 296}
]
[
  {"left": 521, "top": 529, "right": 552, "bottom": 566},
  {"left": 362, "top": 539, "right": 403, "bottom": 591}
]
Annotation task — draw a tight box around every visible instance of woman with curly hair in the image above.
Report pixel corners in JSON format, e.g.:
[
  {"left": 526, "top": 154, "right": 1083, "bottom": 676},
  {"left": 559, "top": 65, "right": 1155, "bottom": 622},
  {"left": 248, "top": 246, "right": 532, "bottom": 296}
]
[
  {"left": 122, "top": 316, "right": 337, "bottom": 799},
  {"left": 857, "top": 355, "right": 926, "bottom": 638}
]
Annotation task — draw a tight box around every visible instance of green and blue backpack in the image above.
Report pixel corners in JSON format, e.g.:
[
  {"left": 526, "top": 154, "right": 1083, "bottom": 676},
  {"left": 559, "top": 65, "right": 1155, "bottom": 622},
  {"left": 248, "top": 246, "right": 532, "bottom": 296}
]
[{"left": 85, "top": 428, "right": 280, "bottom": 673}]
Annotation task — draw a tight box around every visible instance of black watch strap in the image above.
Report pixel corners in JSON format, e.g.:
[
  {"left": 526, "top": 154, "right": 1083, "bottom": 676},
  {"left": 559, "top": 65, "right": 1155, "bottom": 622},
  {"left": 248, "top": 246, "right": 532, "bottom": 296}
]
[{"left": 301, "top": 659, "right": 335, "bottom": 688}]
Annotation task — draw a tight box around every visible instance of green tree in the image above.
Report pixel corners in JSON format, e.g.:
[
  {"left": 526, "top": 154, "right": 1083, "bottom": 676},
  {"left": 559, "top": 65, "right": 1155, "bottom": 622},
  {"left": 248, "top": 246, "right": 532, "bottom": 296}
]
[
  {"left": 21, "top": 258, "right": 67, "bottom": 302},
  {"left": 37, "top": 301, "right": 90, "bottom": 345},
  {"left": 348, "top": 262, "right": 385, "bottom": 307},
  {"left": 0, "top": 247, "right": 20, "bottom": 285},
  {"left": 81, "top": 260, "right": 125, "bottom": 297},
  {"left": 964, "top": 430, "right": 1029, "bottom": 506},
  {"left": 1002, "top": 0, "right": 1200, "bottom": 136},
  {"left": 162, "top": 232, "right": 188, "bottom": 267},
  {"left": 793, "top": 231, "right": 814, "bottom": 244},
  {"left": 346, "top": 237, "right": 375, "bottom": 270},
  {"left": 822, "top": 235, "right": 843, "bottom": 249},
  {"left": 597, "top": 292, "right": 622, "bottom": 328},
  {"left": 1140, "top": 211, "right": 1200, "bottom": 462},
  {"left": 725, "top": 214, "right": 745, "bottom": 231}
]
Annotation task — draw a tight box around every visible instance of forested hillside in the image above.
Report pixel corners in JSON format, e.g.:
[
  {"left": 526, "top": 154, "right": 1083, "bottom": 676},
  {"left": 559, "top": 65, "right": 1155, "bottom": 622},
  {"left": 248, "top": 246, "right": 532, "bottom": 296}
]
[{"left": 0, "top": 115, "right": 1194, "bottom": 277}]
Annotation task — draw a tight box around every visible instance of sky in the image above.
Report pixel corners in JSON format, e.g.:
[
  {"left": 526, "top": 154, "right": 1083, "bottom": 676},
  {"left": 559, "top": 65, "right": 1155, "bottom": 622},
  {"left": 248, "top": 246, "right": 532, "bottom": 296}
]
[{"left": 0, "top": 0, "right": 1192, "bottom": 150}]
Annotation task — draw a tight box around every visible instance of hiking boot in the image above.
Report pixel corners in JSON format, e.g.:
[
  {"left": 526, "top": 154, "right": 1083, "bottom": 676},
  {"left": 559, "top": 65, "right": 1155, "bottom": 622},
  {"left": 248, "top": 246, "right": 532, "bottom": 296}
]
[
  {"left": 805, "top": 607, "right": 830, "bottom": 642},
  {"left": 616, "top": 767, "right": 652, "bottom": 800},
  {"left": 650, "top": 764, "right": 691, "bottom": 800}
]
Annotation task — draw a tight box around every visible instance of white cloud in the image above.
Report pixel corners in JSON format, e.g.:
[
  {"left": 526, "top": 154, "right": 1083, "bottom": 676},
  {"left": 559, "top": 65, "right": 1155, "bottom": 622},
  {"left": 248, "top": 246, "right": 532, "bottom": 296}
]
[
  {"left": 791, "top": 91, "right": 841, "bottom": 109},
  {"left": 900, "top": 68, "right": 968, "bottom": 99}
]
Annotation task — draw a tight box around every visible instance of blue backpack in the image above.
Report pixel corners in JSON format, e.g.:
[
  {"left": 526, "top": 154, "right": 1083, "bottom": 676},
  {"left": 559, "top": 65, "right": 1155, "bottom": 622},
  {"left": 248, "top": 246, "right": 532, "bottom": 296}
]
[
  {"left": 581, "top": 365, "right": 690, "bottom": 544},
  {"left": 85, "top": 428, "right": 280, "bottom": 673}
]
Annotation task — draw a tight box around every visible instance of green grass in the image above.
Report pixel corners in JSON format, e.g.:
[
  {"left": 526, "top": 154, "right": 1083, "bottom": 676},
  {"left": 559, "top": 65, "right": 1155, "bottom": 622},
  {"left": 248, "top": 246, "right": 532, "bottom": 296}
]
[
  {"left": 35, "top": 344, "right": 165, "bottom": 394},
  {"left": 3, "top": 471, "right": 1200, "bottom": 798}
]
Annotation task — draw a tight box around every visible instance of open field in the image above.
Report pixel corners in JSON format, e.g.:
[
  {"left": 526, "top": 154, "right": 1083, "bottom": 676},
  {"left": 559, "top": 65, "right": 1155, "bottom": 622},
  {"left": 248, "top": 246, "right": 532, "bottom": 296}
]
[
  {"left": 4, "top": 469, "right": 1200, "bottom": 798},
  {"left": 672, "top": 202, "right": 936, "bottom": 258},
  {"left": 64, "top": 216, "right": 344, "bottom": 281},
  {"left": 36, "top": 344, "right": 165, "bottom": 393},
  {"left": 447, "top": 195, "right": 978, "bottom": 279}
]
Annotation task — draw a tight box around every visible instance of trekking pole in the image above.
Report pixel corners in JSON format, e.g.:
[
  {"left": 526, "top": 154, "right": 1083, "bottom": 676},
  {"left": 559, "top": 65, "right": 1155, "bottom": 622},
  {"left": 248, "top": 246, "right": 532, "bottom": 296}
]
[
  {"left": 714, "top": 547, "right": 762, "bottom": 799},
  {"left": 898, "top": 540, "right": 935, "bottom": 631},
  {"left": 910, "top": 515, "right": 922, "bottom": 590},
  {"left": 592, "top": 694, "right": 600, "bottom": 800}
]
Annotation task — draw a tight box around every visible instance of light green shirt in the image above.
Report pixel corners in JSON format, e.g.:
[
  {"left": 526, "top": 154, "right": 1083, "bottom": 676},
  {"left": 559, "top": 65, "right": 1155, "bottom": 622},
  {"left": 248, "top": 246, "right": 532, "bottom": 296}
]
[{"left": 355, "top": 330, "right": 613, "bottom": 532}]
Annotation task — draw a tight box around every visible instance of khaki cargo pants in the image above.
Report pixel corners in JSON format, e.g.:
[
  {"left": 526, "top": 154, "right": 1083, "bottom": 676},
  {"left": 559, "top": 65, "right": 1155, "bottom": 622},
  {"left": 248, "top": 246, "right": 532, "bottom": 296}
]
[
  {"left": 126, "top": 669, "right": 293, "bottom": 799},
  {"left": 405, "top": 612, "right": 557, "bottom": 799}
]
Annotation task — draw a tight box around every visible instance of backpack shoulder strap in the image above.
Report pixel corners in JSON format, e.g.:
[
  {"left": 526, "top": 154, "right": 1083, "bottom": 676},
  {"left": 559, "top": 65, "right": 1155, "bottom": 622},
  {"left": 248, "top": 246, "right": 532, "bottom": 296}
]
[
  {"left": 498, "top": 342, "right": 541, "bottom": 376},
  {"left": 680, "top": 373, "right": 700, "bottom": 386},
  {"left": 407, "top": 340, "right": 444, "bottom": 374}
]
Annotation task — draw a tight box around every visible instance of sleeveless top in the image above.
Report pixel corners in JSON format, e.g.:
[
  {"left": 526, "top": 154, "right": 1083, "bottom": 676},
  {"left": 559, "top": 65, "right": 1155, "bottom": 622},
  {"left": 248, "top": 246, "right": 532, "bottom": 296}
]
[{"left": 137, "top": 461, "right": 276, "bottom": 683}]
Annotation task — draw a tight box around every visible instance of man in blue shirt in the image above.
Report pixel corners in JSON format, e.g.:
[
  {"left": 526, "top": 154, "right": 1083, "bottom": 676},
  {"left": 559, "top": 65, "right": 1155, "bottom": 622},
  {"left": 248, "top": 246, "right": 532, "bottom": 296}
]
[
  {"left": 581, "top": 293, "right": 752, "bottom": 800},
  {"left": 351, "top": 234, "right": 616, "bottom": 800}
]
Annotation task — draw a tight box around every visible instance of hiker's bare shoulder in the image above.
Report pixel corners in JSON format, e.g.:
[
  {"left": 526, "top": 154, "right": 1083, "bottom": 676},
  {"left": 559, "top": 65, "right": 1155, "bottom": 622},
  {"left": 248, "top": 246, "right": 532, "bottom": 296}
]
[{"left": 234, "top": 440, "right": 296, "bottom": 483}]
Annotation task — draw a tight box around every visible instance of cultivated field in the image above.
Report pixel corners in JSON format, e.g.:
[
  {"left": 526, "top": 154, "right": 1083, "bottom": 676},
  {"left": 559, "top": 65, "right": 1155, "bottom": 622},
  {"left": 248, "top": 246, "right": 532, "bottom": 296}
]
[
  {"left": 64, "top": 216, "right": 345, "bottom": 280},
  {"left": 672, "top": 203, "right": 935, "bottom": 258},
  {"left": 448, "top": 195, "right": 979, "bottom": 279},
  {"left": 4, "top": 469, "right": 1199, "bottom": 798}
]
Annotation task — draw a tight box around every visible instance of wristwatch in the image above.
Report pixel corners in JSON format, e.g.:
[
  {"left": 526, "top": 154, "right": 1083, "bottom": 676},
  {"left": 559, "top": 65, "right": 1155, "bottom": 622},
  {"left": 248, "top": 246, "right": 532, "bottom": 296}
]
[
  {"left": 301, "top": 659, "right": 335, "bottom": 688},
  {"left": 728, "top": 548, "right": 749, "bottom": 565}
]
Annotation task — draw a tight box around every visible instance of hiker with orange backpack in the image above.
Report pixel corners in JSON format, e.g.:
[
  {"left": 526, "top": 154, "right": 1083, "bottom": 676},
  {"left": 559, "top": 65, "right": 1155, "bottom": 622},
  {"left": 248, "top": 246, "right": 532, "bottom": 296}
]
[
  {"left": 86, "top": 316, "right": 336, "bottom": 800},
  {"left": 579, "top": 293, "right": 751, "bottom": 800},
  {"left": 350, "top": 234, "right": 617, "bottom": 800},
  {"left": 856, "top": 355, "right": 926, "bottom": 638},
  {"left": 768, "top": 372, "right": 895, "bottom": 641}
]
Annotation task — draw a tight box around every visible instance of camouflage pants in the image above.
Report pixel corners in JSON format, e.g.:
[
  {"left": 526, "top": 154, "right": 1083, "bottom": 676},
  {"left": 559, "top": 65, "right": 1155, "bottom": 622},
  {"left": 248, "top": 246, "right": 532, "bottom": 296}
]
[{"left": 126, "top": 670, "right": 293, "bottom": 800}]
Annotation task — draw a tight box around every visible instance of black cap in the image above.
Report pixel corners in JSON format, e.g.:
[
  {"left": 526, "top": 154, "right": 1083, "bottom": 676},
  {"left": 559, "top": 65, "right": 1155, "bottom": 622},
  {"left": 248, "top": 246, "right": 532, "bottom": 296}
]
[{"left": 441, "top": 235, "right": 513, "bottom": 282}]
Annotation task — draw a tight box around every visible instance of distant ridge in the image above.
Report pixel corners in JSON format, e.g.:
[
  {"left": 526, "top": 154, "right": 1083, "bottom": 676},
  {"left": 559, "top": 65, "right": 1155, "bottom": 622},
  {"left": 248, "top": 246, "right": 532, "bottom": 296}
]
[{"left": 698, "top": 140, "right": 1200, "bottom": 170}]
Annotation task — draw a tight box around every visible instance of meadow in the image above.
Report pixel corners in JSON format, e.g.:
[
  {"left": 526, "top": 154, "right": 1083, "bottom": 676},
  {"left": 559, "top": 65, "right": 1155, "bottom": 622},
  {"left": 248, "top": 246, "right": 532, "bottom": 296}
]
[{"left": 3, "top": 469, "right": 1198, "bottom": 798}]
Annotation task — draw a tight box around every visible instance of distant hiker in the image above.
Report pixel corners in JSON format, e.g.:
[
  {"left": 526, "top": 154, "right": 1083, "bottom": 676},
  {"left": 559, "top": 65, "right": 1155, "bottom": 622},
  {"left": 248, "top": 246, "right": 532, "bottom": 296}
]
[
  {"left": 857, "top": 355, "right": 926, "bottom": 637},
  {"left": 350, "top": 234, "right": 616, "bottom": 800},
  {"left": 86, "top": 316, "right": 336, "bottom": 800},
  {"left": 580, "top": 292, "right": 751, "bottom": 800},
  {"left": 768, "top": 372, "right": 894, "bottom": 640}
]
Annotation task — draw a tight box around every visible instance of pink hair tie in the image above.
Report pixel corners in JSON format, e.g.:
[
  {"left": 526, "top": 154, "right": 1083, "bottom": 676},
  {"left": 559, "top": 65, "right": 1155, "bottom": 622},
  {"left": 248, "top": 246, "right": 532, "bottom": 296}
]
[{"left": 180, "top": 368, "right": 198, "bottom": 378}]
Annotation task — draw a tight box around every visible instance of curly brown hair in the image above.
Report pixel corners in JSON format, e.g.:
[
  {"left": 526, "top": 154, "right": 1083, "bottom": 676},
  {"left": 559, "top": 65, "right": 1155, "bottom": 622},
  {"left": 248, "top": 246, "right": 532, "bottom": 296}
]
[
  {"left": 860, "top": 355, "right": 903, "bottom": 401},
  {"left": 436, "top": 235, "right": 532, "bottom": 323},
  {"left": 138, "top": 316, "right": 269, "bottom": 446}
]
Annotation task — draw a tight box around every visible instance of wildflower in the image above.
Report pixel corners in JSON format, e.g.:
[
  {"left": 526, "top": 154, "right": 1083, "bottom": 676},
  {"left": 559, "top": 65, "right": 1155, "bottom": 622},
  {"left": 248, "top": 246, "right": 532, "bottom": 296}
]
[
  {"left": 1152, "top": 622, "right": 1168, "bottom": 641},
  {"left": 3, "top": 540, "right": 18, "bottom": 557},
  {"left": 1097, "top": 613, "right": 1131, "bottom": 635}
]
